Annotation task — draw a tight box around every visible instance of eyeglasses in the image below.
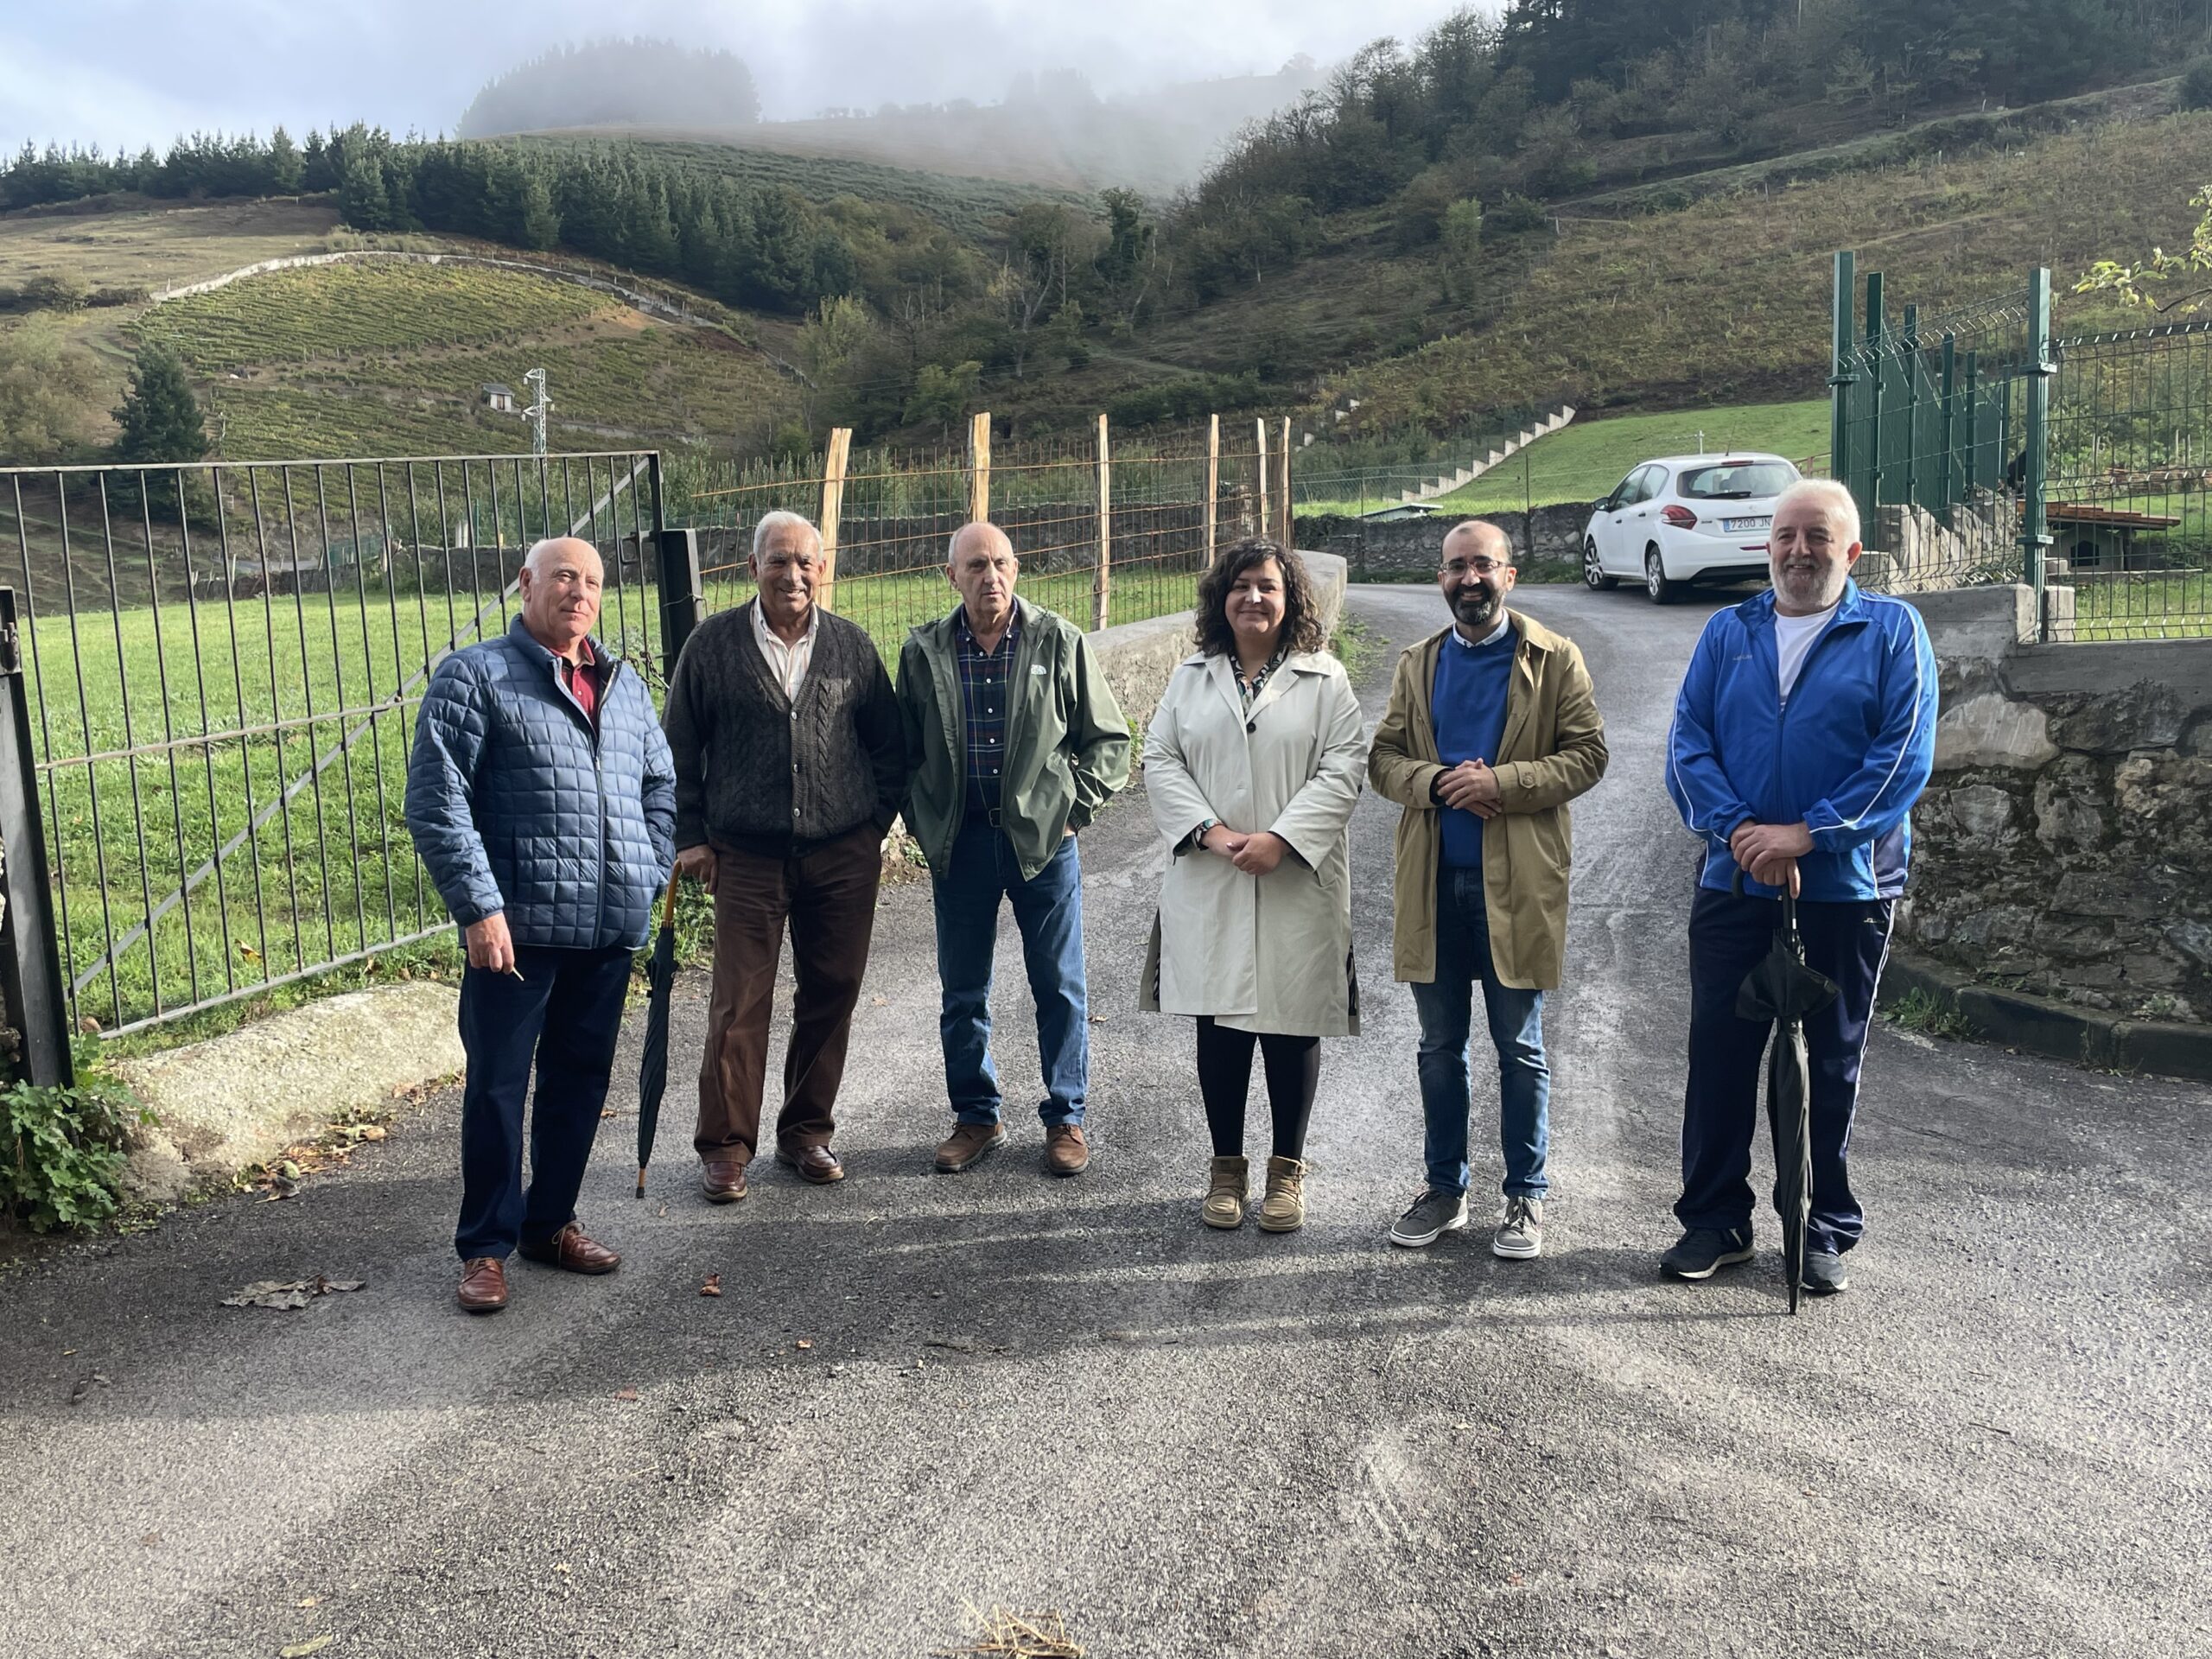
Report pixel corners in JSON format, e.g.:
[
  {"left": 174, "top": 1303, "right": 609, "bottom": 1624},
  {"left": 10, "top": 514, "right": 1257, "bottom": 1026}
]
[{"left": 1442, "top": 558, "right": 1509, "bottom": 576}]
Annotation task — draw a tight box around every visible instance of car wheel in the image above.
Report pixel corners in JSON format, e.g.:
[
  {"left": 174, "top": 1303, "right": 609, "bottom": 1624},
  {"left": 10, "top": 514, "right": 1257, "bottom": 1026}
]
[
  {"left": 1645, "top": 545, "right": 1678, "bottom": 605},
  {"left": 1583, "top": 538, "right": 1618, "bottom": 591}
]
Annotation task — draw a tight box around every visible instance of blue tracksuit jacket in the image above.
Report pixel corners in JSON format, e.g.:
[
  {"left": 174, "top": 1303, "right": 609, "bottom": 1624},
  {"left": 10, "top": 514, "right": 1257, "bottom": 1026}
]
[{"left": 1664, "top": 581, "right": 1937, "bottom": 902}]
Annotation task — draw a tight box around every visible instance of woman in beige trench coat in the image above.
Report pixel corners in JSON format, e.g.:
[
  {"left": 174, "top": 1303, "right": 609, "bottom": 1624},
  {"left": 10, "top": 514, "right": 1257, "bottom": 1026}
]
[{"left": 1141, "top": 537, "right": 1366, "bottom": 1233}]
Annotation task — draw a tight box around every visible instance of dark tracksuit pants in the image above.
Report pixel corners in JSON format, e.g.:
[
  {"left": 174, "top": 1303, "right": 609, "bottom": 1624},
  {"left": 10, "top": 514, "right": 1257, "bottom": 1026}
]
[
  {"left": 454, "top": 942, "right": 633, "bottom": 1262},
  {"left": 1676, "top": 886, "right": 1894, "bottom": 1255}
]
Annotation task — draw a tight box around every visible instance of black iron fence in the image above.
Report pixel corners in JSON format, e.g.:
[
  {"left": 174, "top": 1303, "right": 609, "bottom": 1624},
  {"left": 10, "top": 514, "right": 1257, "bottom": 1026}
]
[{"left": 0, "top": 452, "right": 665, "bottom": 1039}]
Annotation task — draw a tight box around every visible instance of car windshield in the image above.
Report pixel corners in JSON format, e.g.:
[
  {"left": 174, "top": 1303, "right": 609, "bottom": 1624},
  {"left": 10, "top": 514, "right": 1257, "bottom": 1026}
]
[{"left": 1677, "top": 461, "right": 1796, "bottom": 500}]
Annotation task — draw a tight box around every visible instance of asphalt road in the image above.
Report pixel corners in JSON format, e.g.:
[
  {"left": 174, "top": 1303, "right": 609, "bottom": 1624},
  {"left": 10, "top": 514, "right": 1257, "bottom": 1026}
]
[{"left": 3, "top": 582, "right": 2208, "bottom": 1659}]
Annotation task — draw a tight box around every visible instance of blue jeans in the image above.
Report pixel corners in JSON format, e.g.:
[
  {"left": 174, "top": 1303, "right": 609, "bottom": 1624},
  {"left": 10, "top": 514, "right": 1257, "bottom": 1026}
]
[
  {"left": 931, "top": 821, "right": 1088, "bottom": 1127},
  {"left": 454, "top": 943, "right": 632, "bottom": 1261},
  {"left": 1408, "top": 868, "right": 1551, "bottom": 1200}
]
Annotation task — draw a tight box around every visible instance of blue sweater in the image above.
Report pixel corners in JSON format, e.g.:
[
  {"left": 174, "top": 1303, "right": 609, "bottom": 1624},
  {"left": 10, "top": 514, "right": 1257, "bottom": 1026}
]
[{"left": 1431, "top": 624, "right": 1516, "bottom": 870}]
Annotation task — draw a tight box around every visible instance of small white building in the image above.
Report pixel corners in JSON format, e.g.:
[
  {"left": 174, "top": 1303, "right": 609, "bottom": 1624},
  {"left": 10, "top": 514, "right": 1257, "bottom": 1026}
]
[{"left": 481, "top": 384, "right": 517, "bottom": 413}]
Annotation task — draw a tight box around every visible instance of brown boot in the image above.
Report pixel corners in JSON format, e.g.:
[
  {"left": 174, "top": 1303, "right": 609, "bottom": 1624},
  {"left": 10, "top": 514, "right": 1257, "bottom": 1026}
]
[
  {"left": 1202, "top": 1155, "right": 1249, "bottom": 1230},
  {"left": 516, "top": 1222, "right": 621, "bottom": 1274},
  {"left": 1257, "top": 1155, "right": 1307, "bottom": 1233},
  {"left": 1044, "top": 1124, "right": 1090, "bottom": 1177},
  {"left": 936, "top": 1122, "right": 1007, "bottom": 1173},
  {"left": 457, "top": 1256, "right": 508, "bottom": 1313}
]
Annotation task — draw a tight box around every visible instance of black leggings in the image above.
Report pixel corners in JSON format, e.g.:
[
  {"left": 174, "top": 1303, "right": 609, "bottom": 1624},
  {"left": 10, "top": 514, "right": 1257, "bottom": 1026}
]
[{"left": 1194, "top": 1016, "right": 1319, "bottom": 1159}]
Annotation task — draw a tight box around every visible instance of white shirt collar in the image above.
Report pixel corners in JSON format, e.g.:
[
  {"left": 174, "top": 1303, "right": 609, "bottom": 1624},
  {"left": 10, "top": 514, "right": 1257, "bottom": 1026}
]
[
  {"left": 1448, "top": 613, "right": 1512, "bottom": 649},
  {"left": 753, "top": 601, "right": 819, "bottom": 651}
]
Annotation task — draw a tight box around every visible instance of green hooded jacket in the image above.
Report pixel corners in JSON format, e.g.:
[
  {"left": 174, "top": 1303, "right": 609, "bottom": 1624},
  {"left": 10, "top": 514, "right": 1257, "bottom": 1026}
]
[{"left": 897, "top": 597, "right": 1132, "bottom": 882}]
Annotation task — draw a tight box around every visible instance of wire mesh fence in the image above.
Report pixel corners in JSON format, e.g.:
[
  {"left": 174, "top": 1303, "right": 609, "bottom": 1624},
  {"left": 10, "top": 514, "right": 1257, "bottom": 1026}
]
[
  {"left": 0, "top": 452, "right": 664, "bottom": 1036},
  {"left": 1831, "top": 251, "right": 2212, "bottom": 640},
  {"left": 680, "top": 414, "right": 1291, "bottom": 658},
  {"left": 2043, "top": 320, "right": 2212, "bottom": 641}
]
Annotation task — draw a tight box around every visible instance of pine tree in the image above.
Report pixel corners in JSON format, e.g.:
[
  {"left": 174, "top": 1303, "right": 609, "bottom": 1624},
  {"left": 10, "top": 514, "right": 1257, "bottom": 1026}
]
[
  {"left": 268, "top": 126, "right": 303, "bottom": 194},
  {"left": 339, "top": 150, "right": 391, "bottom": 231},
  {"left": 111, "top": 344, "right": 207, "bottom": 465}
]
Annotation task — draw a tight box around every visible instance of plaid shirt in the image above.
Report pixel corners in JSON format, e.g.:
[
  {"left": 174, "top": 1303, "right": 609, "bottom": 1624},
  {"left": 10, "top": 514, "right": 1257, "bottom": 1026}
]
[{"left": 956, "top": 607, "right": 1020, "bottom": 818}]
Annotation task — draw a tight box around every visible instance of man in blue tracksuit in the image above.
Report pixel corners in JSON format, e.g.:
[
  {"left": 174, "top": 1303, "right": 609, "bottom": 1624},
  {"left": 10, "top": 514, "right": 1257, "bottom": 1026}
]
[{"left": 1662, "top": 480, "right": 1936, "bottom": 1296}]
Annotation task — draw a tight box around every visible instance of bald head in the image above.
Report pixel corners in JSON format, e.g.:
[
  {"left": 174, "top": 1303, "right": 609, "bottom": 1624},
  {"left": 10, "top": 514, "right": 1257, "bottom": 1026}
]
[
  {"left": 946, "top": 520, "right": 1018, "bottom": 640},
  {"left": 1442, "top": 519, "right": 1513, "bottom": 563},
  {"left": 518, "top": 537, "right": 604, "bottom": 662}
]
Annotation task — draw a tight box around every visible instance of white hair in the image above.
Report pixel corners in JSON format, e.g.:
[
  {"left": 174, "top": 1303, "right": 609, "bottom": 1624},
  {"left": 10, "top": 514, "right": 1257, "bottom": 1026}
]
[
  {"left": 523, "top": 536, "right": 601, "bottom": 576},
  {"left": 1774, "top": 478, "right": 1860, "bottom": 546},
  {"left": 751, "top": 510, "right": 823, "bottom": 563}
]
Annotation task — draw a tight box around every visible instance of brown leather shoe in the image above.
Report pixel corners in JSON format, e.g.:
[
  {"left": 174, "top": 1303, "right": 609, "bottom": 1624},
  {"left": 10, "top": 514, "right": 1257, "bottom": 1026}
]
[
  {"left": 457, "top": 1255, "right": 508, "bottom": 1313},
  {"left": 702, "top": 1156, "right": 748, "bottom": 1204},
  {"left": 776, "top": 1143, "right": 846, "bottom": 1184},
  {"left": 516, "top": 1222, "right": 620, "bottom": 1275},
  {"left": 935, "top": 1122, "right": 1007, "bottom": 1173},
  {"left": 1045, "top": 1124, "right": 1090, "bottom": 1177}
]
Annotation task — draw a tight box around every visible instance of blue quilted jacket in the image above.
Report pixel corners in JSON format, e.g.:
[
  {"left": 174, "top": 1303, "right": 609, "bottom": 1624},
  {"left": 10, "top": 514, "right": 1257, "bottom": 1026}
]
[{"left": 405, "top": 618, "right": 677, "bottom": 950}]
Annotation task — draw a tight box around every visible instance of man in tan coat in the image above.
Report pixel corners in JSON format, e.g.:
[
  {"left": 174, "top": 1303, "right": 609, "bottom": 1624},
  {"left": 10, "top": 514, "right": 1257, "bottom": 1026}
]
[{"left": 1369, "top": 519, "right": 1607, "bottom": 1260}]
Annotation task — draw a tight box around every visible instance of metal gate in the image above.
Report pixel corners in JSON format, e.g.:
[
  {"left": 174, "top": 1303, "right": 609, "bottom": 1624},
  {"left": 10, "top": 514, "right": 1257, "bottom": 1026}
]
[{"left": 0, "top": 451, "right": 665, "bottom": 1045}]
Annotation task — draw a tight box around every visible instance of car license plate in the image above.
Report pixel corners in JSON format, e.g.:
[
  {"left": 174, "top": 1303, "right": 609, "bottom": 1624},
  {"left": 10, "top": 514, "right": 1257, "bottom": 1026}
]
[{"left": 1722, "top": 515, "right": 1771, "bottom": 532}]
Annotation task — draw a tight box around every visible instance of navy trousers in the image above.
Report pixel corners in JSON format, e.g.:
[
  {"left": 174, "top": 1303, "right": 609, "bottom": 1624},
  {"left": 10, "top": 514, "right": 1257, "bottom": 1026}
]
[
  {"left": 454, "top": 942, "right": 633, "bottom": 1262},
  {"left": 1675, "top": 887, "right": 1894, "bottom": 1255}
]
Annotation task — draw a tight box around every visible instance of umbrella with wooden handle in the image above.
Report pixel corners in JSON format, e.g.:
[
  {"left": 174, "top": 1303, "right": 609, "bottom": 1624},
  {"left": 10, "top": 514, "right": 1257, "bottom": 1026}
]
[
  {"left": 634, "top": 881, "right": 681, "bottom": 1198},
  {"left": 1732, "top": 867, "right": 1839, "bottom": 1313}
]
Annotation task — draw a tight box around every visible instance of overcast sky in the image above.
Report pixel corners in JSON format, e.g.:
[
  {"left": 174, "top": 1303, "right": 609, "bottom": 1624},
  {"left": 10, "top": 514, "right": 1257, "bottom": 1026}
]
[{"left": 2, "top": 0, "right": 1477, "bottom": 153}]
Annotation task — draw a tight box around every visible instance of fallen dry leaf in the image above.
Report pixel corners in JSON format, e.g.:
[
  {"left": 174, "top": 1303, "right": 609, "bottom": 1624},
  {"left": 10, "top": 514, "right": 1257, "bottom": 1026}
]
[
  {"left": 279, "top": 1636, "right": 335, "bottom": 1657},
  {"left": 794, "top": 1339, "right": 813, "bottom": 1351},
  {"left": 221, "top": 1277, "right": 366, "bottom": 1311},
  {"left": 700, "top": 1274, "right": 722, "bottom": 1297},
  {"left": 613, "top": 1389, "right": 640, "bottom": 1402}
]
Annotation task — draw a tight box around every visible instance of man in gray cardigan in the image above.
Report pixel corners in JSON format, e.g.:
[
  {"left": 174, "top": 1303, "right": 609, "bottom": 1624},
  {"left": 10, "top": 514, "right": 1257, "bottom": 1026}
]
[{"left": 663, "top": 511, "right": 906, "bottom": 1201}]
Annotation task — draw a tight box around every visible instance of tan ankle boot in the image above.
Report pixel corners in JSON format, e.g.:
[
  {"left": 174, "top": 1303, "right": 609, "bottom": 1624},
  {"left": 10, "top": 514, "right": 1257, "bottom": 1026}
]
[
  {"left": 1258, "top": 1154, "right": 1306, "bottom": 1233},
  {"left": 1202, "top": 1155, "right": 1249, "bottom": 1230}
]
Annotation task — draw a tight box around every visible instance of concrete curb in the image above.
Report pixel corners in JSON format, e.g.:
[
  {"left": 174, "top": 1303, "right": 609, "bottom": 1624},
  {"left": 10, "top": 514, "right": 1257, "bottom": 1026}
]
[{"left": 1880, "top": 949, "right": 2212, "bottom": 1083}]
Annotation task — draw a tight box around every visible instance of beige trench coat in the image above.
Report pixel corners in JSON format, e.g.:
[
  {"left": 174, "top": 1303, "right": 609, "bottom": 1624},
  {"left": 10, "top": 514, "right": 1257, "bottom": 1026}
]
[
  {"left": 1368, "top": 609, "right": 1607, "bottom": 990},
  {"left": 1140, "top": 649, "right": 1366, "bottom": 1038}
]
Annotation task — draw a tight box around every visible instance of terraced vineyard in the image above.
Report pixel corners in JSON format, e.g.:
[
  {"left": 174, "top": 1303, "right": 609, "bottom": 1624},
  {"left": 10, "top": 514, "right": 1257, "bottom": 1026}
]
[
  {"left": 130, "top": 262, "right": 611, "bottom": 371},
  {"left": 123, "top": 260, "right": 798, "bottom": 461}
]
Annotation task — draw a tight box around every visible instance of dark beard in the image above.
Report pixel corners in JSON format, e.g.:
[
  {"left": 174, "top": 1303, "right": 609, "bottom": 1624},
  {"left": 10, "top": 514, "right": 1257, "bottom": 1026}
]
[{"left": 1453, "top": 586, "right": 1502, "bottom": 629}]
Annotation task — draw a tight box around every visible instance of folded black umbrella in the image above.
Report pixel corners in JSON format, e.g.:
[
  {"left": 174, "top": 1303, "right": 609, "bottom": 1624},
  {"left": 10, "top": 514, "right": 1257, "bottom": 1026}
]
[
  {"left": 1734, "top": 871, "right": 1839, "bottom": 1313},
  {"left": 635, "top": 882, "right": 681, "bottom": 1198}
]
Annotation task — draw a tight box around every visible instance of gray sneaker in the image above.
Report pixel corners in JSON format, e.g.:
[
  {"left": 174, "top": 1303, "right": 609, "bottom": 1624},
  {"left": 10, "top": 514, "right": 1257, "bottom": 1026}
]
[
  {"left": 1389, "top": 1188, "right": 1470, "bottom": 1248},
  {"left": 1492, "top": 1195, "right": 1544, "bottom": 1260}
]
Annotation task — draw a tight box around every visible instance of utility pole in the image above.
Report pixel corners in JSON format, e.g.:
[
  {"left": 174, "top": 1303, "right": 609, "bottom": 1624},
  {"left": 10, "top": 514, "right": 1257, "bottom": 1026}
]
[{"left": 523, "top": 368, "right": 552, "bottom": 457}]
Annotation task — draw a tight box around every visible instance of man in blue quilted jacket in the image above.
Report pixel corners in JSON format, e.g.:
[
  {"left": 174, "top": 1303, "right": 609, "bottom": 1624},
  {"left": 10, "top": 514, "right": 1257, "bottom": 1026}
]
[
  {"left": 1662, "top": 480, "right": 1936, "bottom": 1298},
  {"left": 406, "top": 536, "right": 677, "bottom": 1314}
]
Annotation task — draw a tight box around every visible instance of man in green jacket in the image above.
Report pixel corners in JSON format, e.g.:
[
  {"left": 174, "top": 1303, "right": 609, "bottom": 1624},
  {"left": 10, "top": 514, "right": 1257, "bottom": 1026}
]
[{"left": 899, "top": 520, "right": 1132, "bottom": 1178}]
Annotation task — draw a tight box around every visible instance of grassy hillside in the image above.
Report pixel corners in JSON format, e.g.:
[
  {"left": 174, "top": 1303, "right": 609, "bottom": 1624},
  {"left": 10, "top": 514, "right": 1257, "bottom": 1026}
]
[
  {"left": 1321, "top": 112, "right": 2212, "bottom": 438},
  {"left": 133, "top": 263, "right": 799, "bottom": 460},
  {"left": 1436, "top": 400, "right": 1832, "bottom": 513},
  {"left": 0, "top": 198, "right": 340, "bottom": 294}
]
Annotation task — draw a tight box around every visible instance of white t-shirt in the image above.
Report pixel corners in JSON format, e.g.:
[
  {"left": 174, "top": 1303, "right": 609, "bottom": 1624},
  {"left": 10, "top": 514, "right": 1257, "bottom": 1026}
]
[{"left": 1773, "top": 605, "right": 1836, "bottom": 702}]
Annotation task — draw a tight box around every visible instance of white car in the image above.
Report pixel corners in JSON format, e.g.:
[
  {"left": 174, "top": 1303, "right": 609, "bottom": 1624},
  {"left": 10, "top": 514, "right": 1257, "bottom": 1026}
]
[{"left": 1581, "top": 453, "right": 1798, "bottom": 603}]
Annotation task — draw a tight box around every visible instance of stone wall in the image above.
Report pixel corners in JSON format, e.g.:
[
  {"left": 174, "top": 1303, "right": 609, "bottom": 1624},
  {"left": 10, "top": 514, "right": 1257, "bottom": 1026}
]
[
  {"left": 1902, "top": 585, "right": 2212, "bottom": 1023},
  {"left": 1296, "top": 505, "right": 1592, "bottom": 582}
]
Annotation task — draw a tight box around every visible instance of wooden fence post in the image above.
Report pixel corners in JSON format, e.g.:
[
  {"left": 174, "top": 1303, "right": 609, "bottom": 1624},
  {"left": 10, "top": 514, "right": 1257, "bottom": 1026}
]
[
  {"left": 1094, "top": 412, "right": 1112, "bottom": 632},
  {"left": 817, "top": 427, "right": 851, "bottom": 613},
  {"left": 1204, "top": 413, "right": 1220, "bottom": 570},
  {"left": 1255, "top": 416, "right": 1269, "bottom": 539},
  {"left": 968, "top": 411, "right": 992, "bottom": 523},
  {"left": 1278, "top": 416, "right": 1294, "bottom": 548}
]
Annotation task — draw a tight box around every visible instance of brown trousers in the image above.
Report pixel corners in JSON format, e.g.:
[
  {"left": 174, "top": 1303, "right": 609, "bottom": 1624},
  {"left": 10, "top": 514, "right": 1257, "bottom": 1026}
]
[{"left": 692, "top": 824, "right": 883, "bottom": 1162}]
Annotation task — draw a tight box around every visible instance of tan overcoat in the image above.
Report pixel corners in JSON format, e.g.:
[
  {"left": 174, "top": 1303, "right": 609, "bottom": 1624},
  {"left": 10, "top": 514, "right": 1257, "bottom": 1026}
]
[{"left": 1367, "top": 610, "right": 1607, "bottom": 989}]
